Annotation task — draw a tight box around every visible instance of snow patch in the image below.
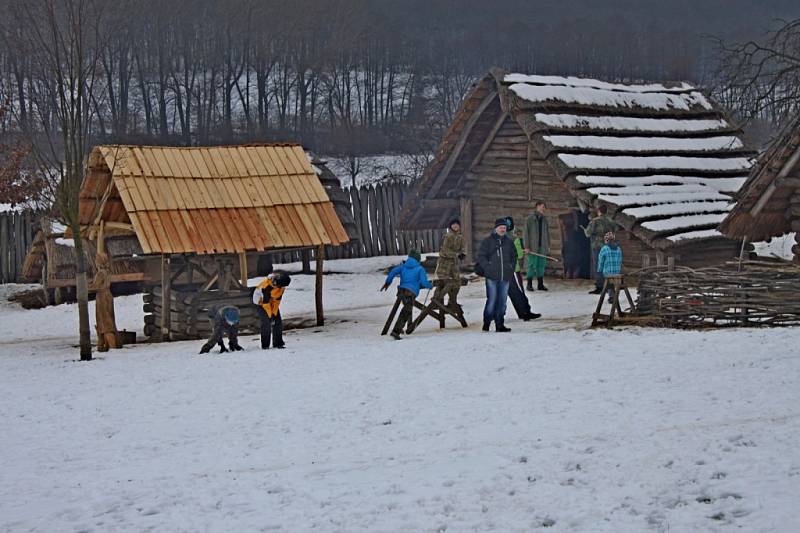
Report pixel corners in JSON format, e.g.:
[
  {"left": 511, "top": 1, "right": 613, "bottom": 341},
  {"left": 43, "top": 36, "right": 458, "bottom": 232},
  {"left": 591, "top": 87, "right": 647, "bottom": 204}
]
[
  {"left": 559, "top": 154, "right": 753, "bottom": 172},
  {"left": 641, "top": 213, "right": 728, "bottom": 232},
  {"left": 575, "top": 175, "right": 747, "bottom": 193},
  {"left": 535, "top": 113, "right": 730, "bottom": 133},
  {"left": 545, "top": 135, "right": 743, "bottom": 152},
  {"left": 752, "top": 233, "right": 797, "bottom": 260},
  {"left": 510, "top": 83, "right": 712, "bottom": 111},
  {"left": 623, "top": 201, "right": 733, "bottom": 219},
  {"left": 666, "top": 228, "right": 725, "bottom": 242},
  {"left": 505, "top": 74, "right": 694, "bottom": 93}
]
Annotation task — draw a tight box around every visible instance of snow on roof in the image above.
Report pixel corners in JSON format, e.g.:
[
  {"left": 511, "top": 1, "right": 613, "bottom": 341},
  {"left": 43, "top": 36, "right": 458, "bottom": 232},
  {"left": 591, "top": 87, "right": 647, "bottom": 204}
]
[
  {"left": 545, "top": 135, "right": 743, "bottom": 152},
  {"left": 534, "top": 114, "right": 730, "bottom": 133},
  {"left": 622, "top": 201, "right": 733, "bottom": 219},
  {"left": 640, "top": 212, "right": 729, "bottom": 232},
  {"left": 574, "top": 175, "right": 747, "bottom": 194},
  {"left": 559, "top": 154, "right": 752, "bottom": 172},
  {"left": 505, "top": 74, "right": 694, "bottom": 93},
  {"left": 594, "top": 191, "right": 727, "bottom": 207},
  {"left": 510, "top": 83, "right": 712, "bottom": 111},
  {"left": 666, "top": 228, "right": 724, "bottom": 242}
]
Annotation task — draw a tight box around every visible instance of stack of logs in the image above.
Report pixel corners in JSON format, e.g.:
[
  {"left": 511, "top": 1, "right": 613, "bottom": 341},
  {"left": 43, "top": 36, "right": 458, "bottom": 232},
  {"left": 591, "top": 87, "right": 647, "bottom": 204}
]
[
  {"left": 636, "top": 261, "right": 800, "bottom": 328},
  {"left": 144, "top": 284, "right": 259, "bottom": 341}
]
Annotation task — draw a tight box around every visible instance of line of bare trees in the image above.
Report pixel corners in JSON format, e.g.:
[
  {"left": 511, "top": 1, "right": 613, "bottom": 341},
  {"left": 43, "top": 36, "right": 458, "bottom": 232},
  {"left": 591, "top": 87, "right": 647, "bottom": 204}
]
[{"left": 3, "top": 0, "right": 798, "bottom": 156}]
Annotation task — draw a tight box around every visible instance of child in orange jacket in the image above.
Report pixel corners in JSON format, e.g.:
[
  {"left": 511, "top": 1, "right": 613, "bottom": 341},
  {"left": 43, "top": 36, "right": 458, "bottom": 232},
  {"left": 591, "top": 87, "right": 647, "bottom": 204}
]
[{"left": 253, "top": 272, "right": 291, "bottom": 349}]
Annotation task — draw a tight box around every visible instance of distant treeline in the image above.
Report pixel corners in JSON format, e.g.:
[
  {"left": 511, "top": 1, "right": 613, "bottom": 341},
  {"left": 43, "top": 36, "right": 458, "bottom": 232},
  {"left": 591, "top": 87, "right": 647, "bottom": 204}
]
[{"left": 1, "top": 0, "right": 798, "bottom": 154}]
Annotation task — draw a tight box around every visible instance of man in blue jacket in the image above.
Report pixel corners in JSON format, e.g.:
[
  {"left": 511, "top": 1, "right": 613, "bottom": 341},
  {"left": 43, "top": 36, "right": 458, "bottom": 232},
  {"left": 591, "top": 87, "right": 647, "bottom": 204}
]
[
  {"left": 381, "top": 249, "right": 432, "bottom": 340},
  {"left": 477, "top": 218, "right": 518, "bottom": 332}
]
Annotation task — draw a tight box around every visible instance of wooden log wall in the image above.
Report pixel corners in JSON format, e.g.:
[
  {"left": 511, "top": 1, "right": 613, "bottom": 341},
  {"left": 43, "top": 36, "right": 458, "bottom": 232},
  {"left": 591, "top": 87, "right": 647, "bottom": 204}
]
[
  {"left": 0, "top": 211, "right": 37, "bottom": 284},
  {"left": 267, "top": 181, "right": 445, "bottom": 266}
]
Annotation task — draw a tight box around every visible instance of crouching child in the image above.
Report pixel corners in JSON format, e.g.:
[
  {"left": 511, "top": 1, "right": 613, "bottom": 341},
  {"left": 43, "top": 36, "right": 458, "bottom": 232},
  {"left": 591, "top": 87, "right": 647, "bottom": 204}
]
[
  {"left": 253, "top": 272, "right": 291, "bottom": 349},
  {"left": 199, "top": 305, "right": 242, "bottom": 354},
  {"left": 380, "top": 250, "right": 432, "bottom": 340},
  {"left": 597, "top": 231, "right": 623, "bottom": 303}
]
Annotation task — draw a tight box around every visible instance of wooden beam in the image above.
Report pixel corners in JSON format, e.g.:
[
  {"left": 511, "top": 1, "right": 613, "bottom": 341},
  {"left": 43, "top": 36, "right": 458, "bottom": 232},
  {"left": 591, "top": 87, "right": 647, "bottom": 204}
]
[
  {"left": 466, "top": 111, "right": 508, "bottom": 174},
  {"left": 315, "top": 244, "right": 325, "bottom": 326},
  {"left": 160, "top": 254, "right": 171, "bottom": 341},
  {"left": 752, "top": 143, "right": 800, "bottom": 216},
  {"left": 427, "top": 90, "right": 498, "bottom": 199},
  {"left": 239, "top": 251, "right": 248, "bottom": 287},
  {"left": 460, "top": 197, "right": 474, "bottom": 264},
  {"left": 775, "top": 176, "right": 800, "bottom": 189}
]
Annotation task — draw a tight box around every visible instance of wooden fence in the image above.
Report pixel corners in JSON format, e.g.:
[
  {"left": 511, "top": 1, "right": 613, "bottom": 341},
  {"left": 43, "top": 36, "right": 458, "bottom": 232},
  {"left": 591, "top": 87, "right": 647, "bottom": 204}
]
[
  {"left": 270, "top": 181, "right": 445, "bottom": 265},
  {"left": 0, "top": 211, "right": 37, "bottom": 284}
]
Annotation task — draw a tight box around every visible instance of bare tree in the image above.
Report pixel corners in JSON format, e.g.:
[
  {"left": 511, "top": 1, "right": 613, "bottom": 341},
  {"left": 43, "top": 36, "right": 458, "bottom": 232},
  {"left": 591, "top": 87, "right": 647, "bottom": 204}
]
[
  {"left": 11, "top": 0, "right": 105, "bottom": 360},
  {"left": 713, "top": 18, "right": 800, "bottom": 126}
]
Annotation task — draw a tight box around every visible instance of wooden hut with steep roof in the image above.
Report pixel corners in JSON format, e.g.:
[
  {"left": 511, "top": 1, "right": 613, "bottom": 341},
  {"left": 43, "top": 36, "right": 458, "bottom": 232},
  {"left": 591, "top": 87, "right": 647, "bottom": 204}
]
[
  {"left": 399, "top": 68, "right": 755, "bottom": 275},
  {"left": 77, "top": 144, "right": 352, "bottom": 340},
  {"left": 720, "top": 114, "right": 800, "bottom": 264}
]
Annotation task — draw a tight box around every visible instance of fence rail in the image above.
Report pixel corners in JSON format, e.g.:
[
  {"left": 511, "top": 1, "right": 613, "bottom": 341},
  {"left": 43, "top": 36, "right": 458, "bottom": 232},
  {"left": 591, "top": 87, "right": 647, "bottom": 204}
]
[{"left": 0, "top": 211, "right": 37, "bottom": 284}]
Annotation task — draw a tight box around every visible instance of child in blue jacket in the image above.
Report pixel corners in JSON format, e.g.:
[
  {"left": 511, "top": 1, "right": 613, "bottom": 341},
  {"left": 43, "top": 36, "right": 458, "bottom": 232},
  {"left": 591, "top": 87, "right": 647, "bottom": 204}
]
[
  {"left": 381, "top": 249, "right": 432, "bottom": 340},
  {"left": 597, "top": 232, "right": 623, "bottom": 302}
]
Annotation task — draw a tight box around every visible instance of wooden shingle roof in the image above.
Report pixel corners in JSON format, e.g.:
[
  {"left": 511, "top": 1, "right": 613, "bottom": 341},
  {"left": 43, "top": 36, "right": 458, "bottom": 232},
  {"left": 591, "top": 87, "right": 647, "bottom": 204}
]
[{"left": 79, "top": 145, "right": 350, "bottom": 254}]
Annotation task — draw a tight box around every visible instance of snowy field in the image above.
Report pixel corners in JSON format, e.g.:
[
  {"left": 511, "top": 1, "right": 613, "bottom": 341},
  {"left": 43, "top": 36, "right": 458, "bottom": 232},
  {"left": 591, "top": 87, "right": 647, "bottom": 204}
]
[{"left": 1, "top": 256, "right": 799, "bottom": 532}]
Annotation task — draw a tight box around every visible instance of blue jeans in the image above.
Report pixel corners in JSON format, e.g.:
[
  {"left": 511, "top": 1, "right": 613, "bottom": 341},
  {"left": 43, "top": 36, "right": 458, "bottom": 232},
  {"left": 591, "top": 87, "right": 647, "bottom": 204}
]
[{"left": 483, "top": 279, "right": 509, "bottom": 325}]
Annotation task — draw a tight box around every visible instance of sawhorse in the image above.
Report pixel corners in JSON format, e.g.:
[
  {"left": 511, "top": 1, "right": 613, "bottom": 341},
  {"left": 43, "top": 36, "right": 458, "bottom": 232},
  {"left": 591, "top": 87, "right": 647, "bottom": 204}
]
[
  {"left": 591, "top": 275, "right": 637, "bottom": 328},
  {"left": 380, "top": 292, "right": 468, "bottom": 336}
]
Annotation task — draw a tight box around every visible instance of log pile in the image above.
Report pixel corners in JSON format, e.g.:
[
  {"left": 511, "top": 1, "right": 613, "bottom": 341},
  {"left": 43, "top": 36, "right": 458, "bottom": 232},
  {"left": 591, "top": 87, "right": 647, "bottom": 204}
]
[{"left": 636, "top": 261, "right": 800, "bottom": 328}]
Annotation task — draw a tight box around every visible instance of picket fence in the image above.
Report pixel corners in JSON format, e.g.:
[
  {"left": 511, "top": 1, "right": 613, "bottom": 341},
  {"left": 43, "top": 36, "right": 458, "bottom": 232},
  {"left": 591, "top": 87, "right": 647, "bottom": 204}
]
[{"left": 0, "top": 211, "right": 37, "bottom": 284}]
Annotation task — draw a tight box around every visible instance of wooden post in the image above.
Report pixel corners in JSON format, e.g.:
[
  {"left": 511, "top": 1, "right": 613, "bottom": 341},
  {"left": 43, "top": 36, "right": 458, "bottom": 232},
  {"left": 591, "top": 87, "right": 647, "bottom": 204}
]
[
  {"left": 315, "top": 244, "right": 325, "bottom": 326},
  {"left": 460, "top": 196, "right": 473, "bottom": 263},
  {"left": 161, "top": 254, "right": 171, "bottom": 341},
  {"left": 656, "top": 251, "right": 665, "bottom": 267},
  {"left": 239, "top": 251, "right": 248, "bottom": 287},
  {"left": 642, "top": 254, "right": 651, "bottom": 269},
  {"left": 301, "top": 249, "right": 311, "bottom": 273},
  {"left": 667, "top": 256, "right": 675, "bottom": 271}
]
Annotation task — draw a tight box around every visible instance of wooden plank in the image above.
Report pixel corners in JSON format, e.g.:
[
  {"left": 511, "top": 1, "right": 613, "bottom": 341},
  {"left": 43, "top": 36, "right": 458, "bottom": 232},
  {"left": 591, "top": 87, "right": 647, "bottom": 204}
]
[{"left": 315, "top": 244, "right": 325, "bottom": 326}]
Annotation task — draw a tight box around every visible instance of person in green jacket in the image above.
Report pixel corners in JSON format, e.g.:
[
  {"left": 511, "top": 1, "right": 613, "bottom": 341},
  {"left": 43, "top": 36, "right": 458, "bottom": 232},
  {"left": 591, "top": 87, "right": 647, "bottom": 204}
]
[
  {"left": 525, "top": 201, "right": 550, "bottom": 291},
  {"left": 433, "top": 218, "right": 465, "bottom": 309},
  {"left": 583, "top": 205, "right": 617, "bottom": 294}
]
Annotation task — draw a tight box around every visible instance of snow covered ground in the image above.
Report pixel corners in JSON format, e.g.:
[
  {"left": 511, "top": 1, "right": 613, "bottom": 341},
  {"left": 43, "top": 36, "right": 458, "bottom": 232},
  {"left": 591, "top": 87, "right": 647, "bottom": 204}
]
[{"left": 1, "top": 256, "right": 799, "bottom": 532}]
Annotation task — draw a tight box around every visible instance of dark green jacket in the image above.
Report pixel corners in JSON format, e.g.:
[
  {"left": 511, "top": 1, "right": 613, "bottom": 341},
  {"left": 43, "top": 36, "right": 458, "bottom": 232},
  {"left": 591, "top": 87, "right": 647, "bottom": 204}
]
[
  {"left": 525, "top": 213, "right": 550, "bottom": 254},
  {"left": 584, "top": 214, "right": 617, "bottom": 250}
]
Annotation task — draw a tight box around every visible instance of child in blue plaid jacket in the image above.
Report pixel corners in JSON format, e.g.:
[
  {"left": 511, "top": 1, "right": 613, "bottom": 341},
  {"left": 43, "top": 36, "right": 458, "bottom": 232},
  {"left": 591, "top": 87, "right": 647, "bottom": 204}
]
[{"left": 597, "top": 232, "right": 623, "bottom": 301}]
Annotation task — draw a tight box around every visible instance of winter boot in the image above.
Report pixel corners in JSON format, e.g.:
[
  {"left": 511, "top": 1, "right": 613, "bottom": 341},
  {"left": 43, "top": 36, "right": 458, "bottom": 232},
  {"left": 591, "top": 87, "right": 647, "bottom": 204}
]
[
  {"left": 482, "top": 321, "right": 491, "bottom": 332},
  {"left": 526, "top": 278, "right": 534, "bottom": 292},
  {"left": 390, "top": 331, "right": 402, "bottom": 340},
  {"left": 537, "top": 277, "right": 548, "bottom": 291},
  {"left": 523, "top": 312, "right": 542, "bottom": 321},
  {"left": 496, "top": 324, "right": 512, "bottom": 332}
]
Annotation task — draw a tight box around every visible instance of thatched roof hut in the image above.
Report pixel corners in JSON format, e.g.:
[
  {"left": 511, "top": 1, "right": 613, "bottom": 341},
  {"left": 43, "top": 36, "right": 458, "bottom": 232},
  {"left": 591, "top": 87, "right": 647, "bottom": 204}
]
[
  {"left": 400, "top": 68, "right": 755, "bottom": 273},
  {"left": 719, "top": 114, "right": 800, "bottom": 264}
]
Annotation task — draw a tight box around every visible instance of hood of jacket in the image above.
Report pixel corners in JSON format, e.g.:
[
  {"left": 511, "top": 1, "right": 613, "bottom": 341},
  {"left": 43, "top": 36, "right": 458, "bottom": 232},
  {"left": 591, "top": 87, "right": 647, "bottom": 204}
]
[{"left": 403, "top": 257, "right": 421, "bottom": 269}]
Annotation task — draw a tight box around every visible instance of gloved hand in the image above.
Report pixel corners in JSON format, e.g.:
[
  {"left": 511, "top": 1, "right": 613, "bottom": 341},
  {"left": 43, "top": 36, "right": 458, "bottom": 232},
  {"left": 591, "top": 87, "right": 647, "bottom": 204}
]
[
  {"left": 380, "top": 284, "right": 389, "bottom": 292},
  {"left": 199, "top": 344, "right": 211, "bottom": 354},
  {"left": 229, "top": 343, "right": 244, "bottom": 351},
  {"left": 219, "top": 345, "right": 229, "bottom": 353},
  {"left": 457, "top": 253, "right": 466, "bottom": 260}
]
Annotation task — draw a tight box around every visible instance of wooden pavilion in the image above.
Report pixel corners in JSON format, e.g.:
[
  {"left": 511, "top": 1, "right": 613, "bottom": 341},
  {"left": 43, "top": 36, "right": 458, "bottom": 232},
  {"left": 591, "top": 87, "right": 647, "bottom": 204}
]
[
  {"left": 77, "top": 144, "right": 351, "bottom": 340},
  {"left": 719, "top": 114, "right": 800, "bottom": 264},
  {"left": 400, "top": 68, "right": 755, "bottom": 275}
]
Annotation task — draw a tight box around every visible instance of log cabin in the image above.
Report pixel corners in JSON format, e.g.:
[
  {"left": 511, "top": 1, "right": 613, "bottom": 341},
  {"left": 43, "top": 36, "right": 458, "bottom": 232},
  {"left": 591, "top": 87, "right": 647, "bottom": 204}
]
[
  {"left": 399, "top": 68, "right": 756, "bottom": 276},
  {"left": 720, "top": 114, "right": 800, "bottom": 264}
]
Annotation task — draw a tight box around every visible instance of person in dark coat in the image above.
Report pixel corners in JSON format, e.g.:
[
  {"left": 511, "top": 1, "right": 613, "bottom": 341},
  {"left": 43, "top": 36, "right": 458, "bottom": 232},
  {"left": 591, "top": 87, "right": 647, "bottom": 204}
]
[
  {"left": 505, "top": 216, "right": 541, "bottom": 321},
  {"left": 584, "top": 205, "right": 617, "bottom": 294},
  {"left": 199, "top": 305, "right": 242, "bottom": 354},
  {"left": 381, "top": 249, "right": 432, "bottom": 340},
  {"left": 477, "top": 218, "right": 517, "bottom": 332}
]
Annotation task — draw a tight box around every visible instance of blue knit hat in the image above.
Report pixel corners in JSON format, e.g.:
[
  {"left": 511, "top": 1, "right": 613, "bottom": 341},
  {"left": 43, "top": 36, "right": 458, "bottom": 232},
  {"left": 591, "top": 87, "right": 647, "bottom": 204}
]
[{"left": 223, "top": 307, "right": 240, "bottom": 326}]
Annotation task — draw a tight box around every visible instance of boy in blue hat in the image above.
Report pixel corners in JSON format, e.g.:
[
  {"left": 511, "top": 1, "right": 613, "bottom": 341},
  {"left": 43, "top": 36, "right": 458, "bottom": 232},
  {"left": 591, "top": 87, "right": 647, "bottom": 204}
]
[
  {"left": 381, "top": 249, "right": 432, "bottom": 340},
  {"left": 200, "top": 305, "right": 243, "bottom": 354}
]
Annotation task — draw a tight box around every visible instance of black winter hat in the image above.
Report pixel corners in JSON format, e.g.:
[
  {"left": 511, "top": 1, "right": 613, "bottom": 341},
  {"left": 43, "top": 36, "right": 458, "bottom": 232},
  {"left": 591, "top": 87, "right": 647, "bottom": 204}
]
[
  {"left": 408, "top": 249, "right": 422, "bottom": 262},
  {"left": 448, "top": 218, "right": 461, "bottom": 228},
  {"left": 273, "top": 272, "right": 291, "bottom": 288},
  {"left": 494, "top": 218, "right": 508, "bottom": 229}
]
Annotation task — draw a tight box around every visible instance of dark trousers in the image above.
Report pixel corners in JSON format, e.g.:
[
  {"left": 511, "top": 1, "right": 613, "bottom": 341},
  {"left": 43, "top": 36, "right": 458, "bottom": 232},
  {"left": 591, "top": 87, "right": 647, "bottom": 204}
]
[
  {"left": 483, "top": 278, "right": 509, "bottom": 325},
  {"left": 258, "top": 307, "right": 284, "bottom": 348},
  {"left": 392, "top": 288, "right": 416, "bottom": 335},
  {"left": 508, "top": 272, "right": 532, "bottom": 319},
  {"left": 591, "top": 247, "right": 604, "bottom": 290}
]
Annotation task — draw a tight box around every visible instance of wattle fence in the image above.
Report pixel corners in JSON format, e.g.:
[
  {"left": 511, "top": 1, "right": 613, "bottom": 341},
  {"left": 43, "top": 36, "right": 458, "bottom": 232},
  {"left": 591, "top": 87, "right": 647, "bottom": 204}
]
[{"left": 0, "top": 211, "right": 37, "bottom": 284}]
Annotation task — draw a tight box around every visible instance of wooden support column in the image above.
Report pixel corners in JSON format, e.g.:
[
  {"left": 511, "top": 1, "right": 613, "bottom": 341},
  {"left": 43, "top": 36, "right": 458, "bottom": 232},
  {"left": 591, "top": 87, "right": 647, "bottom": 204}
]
[
  {"left": 655, "top": 251, "right": 665, "bottom": 267},
  {"left": 239, "top": 251, "right": 248, "bottom": 287},
  {"left": 460, "top": 196, "right": 474, "bottom": 264},
  {"left": 160, "top": 254, "right": 171, "bottom": 341},
  {"left": 301, "top": 249, "right": 312, "bottom": 274},
  {"left": 315, "top": 244, "right": 325, "bottom": 326},
  {"left": 641, "top": 254, "right": 651, "bottom": 269},
  {"left": 667, "top": 256, "right": 675, "bottom": 271}
]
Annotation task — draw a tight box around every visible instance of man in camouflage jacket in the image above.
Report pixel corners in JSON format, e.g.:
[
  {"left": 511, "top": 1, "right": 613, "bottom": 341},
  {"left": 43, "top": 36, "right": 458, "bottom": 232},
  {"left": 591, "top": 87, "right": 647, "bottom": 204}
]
[
  {"left": 433, "top": 218, "right": 465, "bottom": 309},
  {"left": 583, "top": 205, "right": 617, "bottom": 294}
]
